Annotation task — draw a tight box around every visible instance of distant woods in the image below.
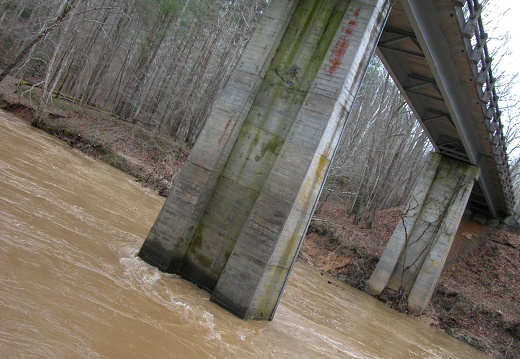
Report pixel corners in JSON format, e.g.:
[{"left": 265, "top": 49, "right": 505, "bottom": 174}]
[
  {"left": 0, "top": 0, "right": 432, "bottom": 221},
  {"left": 321, "top": 57, "right": 430, "bottom": 227},
  {"left": 0, "top": 0, "right": 267, "bottom": 141},
  {"left": 1, "top": 1, "right": 518, "bottom": 223}
]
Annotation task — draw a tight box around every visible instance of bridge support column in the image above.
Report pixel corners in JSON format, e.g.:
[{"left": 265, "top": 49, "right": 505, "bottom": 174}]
[
  {"left": 366, "top": 152, "right": 480, "bottom": 314},
  {"left": 139, "top": 0, "right": 391, "bottom": 320}
]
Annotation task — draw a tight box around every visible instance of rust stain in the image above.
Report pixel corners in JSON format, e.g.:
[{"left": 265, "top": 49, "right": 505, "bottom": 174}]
[{"left": 327, "top": 8, "right": 361, "bottom": 76}]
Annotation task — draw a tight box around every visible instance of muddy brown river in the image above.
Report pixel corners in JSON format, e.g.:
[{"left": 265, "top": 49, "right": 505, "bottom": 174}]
[{"left": 0, "top": 110, "right": 488, "bottom": 358}]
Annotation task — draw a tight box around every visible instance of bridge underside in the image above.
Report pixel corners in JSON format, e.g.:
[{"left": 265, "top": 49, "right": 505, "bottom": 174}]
[{"left": 377, "top": 0, "right": 513, "bottom": 219}]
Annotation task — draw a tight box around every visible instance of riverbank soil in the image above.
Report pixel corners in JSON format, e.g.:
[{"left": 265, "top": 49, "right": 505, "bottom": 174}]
[
  {"left": 1, "top": 76, "right": 518, "bottom": 358},
  {"left": 302, "top": 203, "right": 519, "bottom": 358},
  {"left": 0, "top": 76, "right": 188, "bottom": 196}
]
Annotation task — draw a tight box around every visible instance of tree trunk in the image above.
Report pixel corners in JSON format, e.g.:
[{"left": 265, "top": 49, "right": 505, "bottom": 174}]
[{"left": 0, "top": 0, "right": 78, "bottom": 83}]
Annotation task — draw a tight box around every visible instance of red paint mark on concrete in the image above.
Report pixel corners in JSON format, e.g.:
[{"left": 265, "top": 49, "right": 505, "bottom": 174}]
[
  {"left": 224, "top": 118, "right": 233, "bottom": 132},
  {"left": 219, "top": 117, "right": 237, "bottom": 145},
  {"left": 328, "top": 38, "right": 349, "bottom": 75},
  {"left": 327, "top": 8, "right": 361, "bottom": 76}
]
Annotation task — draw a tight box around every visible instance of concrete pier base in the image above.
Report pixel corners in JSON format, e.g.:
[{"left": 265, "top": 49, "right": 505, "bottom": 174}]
[
  {"left": 139, "top": 0, "right": 392, "bottom": 320},
  {"left": 365, "top": 152, "right": 480, "bottom": 314}
]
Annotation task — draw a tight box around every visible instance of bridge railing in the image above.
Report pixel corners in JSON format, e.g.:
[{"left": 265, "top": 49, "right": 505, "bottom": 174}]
[{"left": 455, "top": 0, "right": 515, "bottom": 213}]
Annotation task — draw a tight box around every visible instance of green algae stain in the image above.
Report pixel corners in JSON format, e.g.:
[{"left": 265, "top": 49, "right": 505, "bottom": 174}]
[
  {"left": 181, "top": 1, "right": 353, "bottom": 296},
  {"left": 250, "top": 266, "right": 289, "bottom": 320},
  {"left": 188, "top": 224, "right": 204, "bottom": 253},
  {"left": 255, "top": 135, "right": 282, "bottom": 162},
  {"left": 219, "top": 1, "right": 350, "bottom": 302},
  {"left": 184, "top": 224, "right": 213, "bottom": 271},
  {"left": 250, "top": 154, "right": 333, "bottom": 320},
  {"left": 268, "top": 0, "right": 349, "bottom": 92}
]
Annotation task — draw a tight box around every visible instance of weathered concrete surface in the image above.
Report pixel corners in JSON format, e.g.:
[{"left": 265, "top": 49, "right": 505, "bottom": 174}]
[
  {"left": 366, "top": 152, "right": 480, "bottom": 314},
  {"left": 140, "top": 0, "right": 392, "bottom": 320},
  {"left": 139, "top": 0, "right": 299, "bottom": 274}
]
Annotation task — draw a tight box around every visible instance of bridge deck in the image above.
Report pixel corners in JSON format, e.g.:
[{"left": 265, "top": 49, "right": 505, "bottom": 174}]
[{"left": 376, "top": 0, "right": 514, "bottom": 218}]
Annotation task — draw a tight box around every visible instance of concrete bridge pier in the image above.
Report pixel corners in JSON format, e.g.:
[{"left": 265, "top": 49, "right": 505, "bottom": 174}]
[
  {"left": 139, "top": 0, "right": 391, "bottom": 320},
  {"left": 366, "top": 152, "right": 480, "bottom": 314}
]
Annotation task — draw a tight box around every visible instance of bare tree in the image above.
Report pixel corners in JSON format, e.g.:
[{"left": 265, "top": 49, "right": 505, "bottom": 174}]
[
  {"left": 0, "top": 0, "right": 79, "bottom": 83},
  {"left": 31, "top": 0, "right": 80, "bottom": 125},
  {"left": 322, "top": 56, "right": 430, "bottom": 227},
  {"left": 478, "top": 2, "right": 519, "bottom": 216},
  {"left": 0, "top": 0, "right": 268, "bottom": 145}
]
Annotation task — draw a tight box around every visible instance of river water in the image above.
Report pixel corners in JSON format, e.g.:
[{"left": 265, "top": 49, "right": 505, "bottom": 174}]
[{"left": 0, "top": 110, "right": 488, "bottom": 358}]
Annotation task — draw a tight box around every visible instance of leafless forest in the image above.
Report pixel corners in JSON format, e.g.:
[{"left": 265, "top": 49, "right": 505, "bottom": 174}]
[
  {"left": 0, "top": 0, "right": 518, "bottom": 220},
  {"left": 1, "top": 0, "right": 268, "bottom": 141}
]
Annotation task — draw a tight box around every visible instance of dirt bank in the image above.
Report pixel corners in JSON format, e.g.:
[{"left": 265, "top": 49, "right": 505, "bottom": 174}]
[
  {"left": 0, "top": 76, "right": 188, "bottom": 196},
  {"left": 301, "top": 202, "right": 520, "bottom": 358},
  {"left": 1, "top": 76, "right": 518, "bottom": 358}
]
